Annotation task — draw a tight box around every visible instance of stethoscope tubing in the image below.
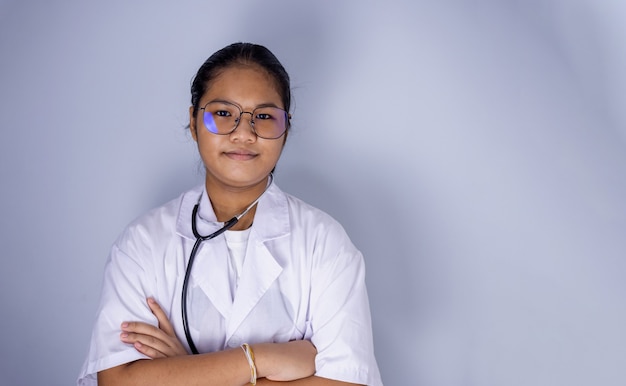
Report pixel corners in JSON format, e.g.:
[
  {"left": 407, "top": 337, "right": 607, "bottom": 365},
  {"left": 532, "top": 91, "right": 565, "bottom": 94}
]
[
  {"left": 182, "top": 205, "right": 238, "bottom": 354},
  {"left": 181, "top": 174, "right": 273, "bottom": 354}
]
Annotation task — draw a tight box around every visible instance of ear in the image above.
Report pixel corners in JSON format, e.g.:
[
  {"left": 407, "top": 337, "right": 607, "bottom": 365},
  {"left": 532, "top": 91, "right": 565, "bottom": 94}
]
[
  {"left": 189, "top": 106, "right": 198, "bottom": 142},
  {"left": 282, "top": 129, "right": 289, "bottom": 146},
  {"left": 281, "top": 115, "right": 291, "bottom": 146}
]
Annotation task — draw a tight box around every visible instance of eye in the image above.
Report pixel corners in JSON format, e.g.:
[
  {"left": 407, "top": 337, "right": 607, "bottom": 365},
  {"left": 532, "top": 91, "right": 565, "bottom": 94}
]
[
  {"left": 215, "top": 110, "right": 232, "bottom": 117},
  {"left": 255, "top": 113, "right": 272, "bottom": 120}
]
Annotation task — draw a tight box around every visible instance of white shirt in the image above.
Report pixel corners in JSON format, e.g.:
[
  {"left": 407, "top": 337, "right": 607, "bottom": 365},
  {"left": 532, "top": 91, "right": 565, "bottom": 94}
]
[
  {"left": 224, "top": 227, "right": 251, "bottom": 298},
  {"left": 77, "top": 183, "right": 383, "bottom": 385}
]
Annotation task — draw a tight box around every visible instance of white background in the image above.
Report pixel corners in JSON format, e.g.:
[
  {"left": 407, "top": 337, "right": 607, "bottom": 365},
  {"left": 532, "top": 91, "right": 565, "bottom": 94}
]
[{"left": 1, "top": 1, "right": 625, "bottom": 385}]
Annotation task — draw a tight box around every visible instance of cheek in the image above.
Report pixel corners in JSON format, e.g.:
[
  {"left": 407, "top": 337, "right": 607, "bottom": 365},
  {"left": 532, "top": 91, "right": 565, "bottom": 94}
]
[
  {"left": 194, "top": 130, "right": 220, "bottom": 157},
  {"left": 269, "top": 141, "right": 285, "bottom": 159}
]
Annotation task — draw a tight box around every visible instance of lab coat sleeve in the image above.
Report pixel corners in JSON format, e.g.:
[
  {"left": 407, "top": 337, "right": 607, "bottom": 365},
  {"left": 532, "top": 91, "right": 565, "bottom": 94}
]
[
  {"left": 307, "top": 221, "right": 383, "bottom": 386},
  {"left": 77, "top": 226, "right": 162, "bottom": 385}
]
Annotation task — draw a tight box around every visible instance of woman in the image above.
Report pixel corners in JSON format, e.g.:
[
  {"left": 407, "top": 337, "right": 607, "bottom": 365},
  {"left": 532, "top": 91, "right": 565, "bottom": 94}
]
[{"left": 78, "top": 42, "right": 382, "bottom": 386}]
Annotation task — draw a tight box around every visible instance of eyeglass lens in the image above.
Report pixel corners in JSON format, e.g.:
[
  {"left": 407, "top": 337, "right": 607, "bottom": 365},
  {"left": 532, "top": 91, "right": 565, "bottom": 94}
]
[{"left": 202, "top": 101, "right": 287, "bottom": 139}]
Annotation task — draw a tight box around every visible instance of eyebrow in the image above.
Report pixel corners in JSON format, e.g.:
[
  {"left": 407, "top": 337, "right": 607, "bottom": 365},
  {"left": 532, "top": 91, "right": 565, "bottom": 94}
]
[{"left": 206, "top": 99, "right": 283, "bottom": 110}]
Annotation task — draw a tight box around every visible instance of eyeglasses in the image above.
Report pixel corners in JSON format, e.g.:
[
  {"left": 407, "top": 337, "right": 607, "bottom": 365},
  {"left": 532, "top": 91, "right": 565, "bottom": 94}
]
[{"left": 200, "top": 101, "right": 290, "bottom": 140}]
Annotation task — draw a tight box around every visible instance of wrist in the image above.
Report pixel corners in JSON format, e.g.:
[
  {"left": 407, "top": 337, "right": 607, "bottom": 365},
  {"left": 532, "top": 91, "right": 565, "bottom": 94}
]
[
  {"left": 248, "top": 343, "right": 275, "bottom": 379},
  {"left": 240, "top": 343, "right": 257, "bottom": 385}
]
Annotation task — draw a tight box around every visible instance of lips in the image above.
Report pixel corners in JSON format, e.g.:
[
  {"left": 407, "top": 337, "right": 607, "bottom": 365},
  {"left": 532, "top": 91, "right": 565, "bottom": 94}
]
[{"left": 224, "top": 149, "right": 258, "bottom": 161}]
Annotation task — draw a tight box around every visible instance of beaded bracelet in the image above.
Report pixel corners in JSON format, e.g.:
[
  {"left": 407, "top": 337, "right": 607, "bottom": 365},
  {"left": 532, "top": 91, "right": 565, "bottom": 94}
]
[{"left": 240, "top": 343, "right": 257, "bottom": 385}]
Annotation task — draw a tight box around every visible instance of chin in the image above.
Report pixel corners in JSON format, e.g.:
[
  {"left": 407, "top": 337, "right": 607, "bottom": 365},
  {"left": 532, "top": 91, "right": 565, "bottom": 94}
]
[{"left": 212, "top": 172, "right": 270, "bottom": 189}]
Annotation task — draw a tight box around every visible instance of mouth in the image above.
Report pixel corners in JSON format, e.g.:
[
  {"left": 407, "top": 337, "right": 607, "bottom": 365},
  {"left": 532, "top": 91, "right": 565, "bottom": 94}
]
[{"left": 223, "top": 149, "right": 258, "bottom": 161}]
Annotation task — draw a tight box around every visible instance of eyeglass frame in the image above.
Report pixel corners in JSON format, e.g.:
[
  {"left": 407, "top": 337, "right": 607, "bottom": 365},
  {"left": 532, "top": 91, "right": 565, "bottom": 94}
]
[{"left": 199, "top": 100, "right": 291, "bottom": 140}]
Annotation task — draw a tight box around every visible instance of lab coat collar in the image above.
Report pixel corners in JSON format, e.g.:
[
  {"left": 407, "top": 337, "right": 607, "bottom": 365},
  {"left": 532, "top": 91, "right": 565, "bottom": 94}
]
[{"left": 176, "top": 182, "right": 291, "bottom": 242}]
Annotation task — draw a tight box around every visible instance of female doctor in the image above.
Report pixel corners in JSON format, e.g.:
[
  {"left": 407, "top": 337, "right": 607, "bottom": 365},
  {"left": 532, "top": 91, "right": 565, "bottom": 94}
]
[{"left": 78, "top": 42, "right": 382, "bottom": 386}]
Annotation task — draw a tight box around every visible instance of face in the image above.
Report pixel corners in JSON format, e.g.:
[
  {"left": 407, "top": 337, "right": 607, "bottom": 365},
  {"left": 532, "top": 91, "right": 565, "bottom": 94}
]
[{"left": 189, "top": 65, "right": 287, "bottom": 192}]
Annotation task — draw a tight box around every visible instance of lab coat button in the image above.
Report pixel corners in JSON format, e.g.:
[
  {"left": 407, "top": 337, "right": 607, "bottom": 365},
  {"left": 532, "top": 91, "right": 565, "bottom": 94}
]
[{"left": 229, "top": 336, "right": 242, "bottom": 347}]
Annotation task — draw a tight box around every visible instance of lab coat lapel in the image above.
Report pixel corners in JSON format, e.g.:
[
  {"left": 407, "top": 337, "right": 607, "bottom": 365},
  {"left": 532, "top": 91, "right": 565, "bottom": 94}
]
[
  {"left": 227, "top": 238, "right": 282, "bottom": 339},
  {"left": 177, "top": 186, "right": 234, "bottom": 320},
  {"left": 177, "top": 182, "right": 291, "bottom": 339},
  {"left": 191, "top": 238, "right": 233, "bottom": 320},
  {"left": 226, "top": 183, "right": 290, "bottom": 339}
]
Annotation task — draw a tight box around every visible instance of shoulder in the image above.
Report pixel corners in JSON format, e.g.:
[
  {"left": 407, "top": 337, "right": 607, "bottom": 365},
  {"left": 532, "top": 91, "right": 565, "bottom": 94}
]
[
  {"left": 271, "top": 185, "right": 347, "bottom": 236},
  {"left": 277, "top": 187, "right": 358, "bottom": 257},
  {"left": 113, "top": 186, "right": 201, "bottom": 256}
]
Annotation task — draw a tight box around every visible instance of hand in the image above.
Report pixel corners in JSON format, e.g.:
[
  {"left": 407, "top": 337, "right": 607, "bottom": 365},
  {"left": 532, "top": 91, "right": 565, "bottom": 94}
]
[
  {"left": 120, "top": 298, "right": 188, "bottom": 358},
  {"left": 255, "top": 340, "right": 317, "bottom": 382}
]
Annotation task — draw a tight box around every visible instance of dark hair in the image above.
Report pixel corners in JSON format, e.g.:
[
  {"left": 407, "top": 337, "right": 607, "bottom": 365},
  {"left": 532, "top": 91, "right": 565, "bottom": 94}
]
[{"left": 190, "top": 42, "right": 292, "bottom": 119}]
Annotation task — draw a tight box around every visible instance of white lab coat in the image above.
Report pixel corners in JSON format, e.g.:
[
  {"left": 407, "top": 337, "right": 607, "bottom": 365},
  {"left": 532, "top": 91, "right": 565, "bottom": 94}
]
[{"left": 77, "top": 183, "right": 383, "bottom": 385}]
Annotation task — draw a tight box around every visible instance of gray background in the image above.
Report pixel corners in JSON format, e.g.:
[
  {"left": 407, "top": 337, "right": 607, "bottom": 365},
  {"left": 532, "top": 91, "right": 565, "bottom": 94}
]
[{"left": 1, "top": 1, "right": 625, "bottom": 385}]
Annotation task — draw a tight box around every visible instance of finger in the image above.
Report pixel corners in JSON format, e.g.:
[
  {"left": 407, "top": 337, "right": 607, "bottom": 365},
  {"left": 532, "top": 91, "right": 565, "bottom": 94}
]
[
  {"left": 120, "top": 322, "right": 173, "bottom": 352},
  {"left": 147, "top": 298, "right": 176, "bottom": 336},
  {"left": 121, "top": 321, "right": 170, "bottom": 342},
  {"left": 132, "top": 340, "right": 166, "bottom": 359},
  {"left": 121, "top": 320, "right": 188, "bottom": 356},
  {"left": 120, "top": 331, "right": 175, "bottom": 358}
]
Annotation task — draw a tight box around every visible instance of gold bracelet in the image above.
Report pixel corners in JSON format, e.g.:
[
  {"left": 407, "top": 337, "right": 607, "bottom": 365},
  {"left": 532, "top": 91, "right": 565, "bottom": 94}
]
[{"left": 240, "top": 343, "right": 257, "bottom": 385}]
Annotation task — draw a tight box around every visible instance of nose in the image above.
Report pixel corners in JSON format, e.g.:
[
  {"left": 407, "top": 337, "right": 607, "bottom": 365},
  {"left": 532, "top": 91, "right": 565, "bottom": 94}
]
[{"left": 231, "top": 111, "right": 257, "bottom": 141}]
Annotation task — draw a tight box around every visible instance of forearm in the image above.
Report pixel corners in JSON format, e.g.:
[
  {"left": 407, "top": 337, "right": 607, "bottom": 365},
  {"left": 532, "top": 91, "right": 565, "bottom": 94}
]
[
  {"left": 98, "top": 347, "right": 250, "bottom": 386},
  {"left": 98, "top": 340, "right": 317, "bottom": 386},
  {"left": 257, "top": 376, "right": 363, "bottom": 386}
]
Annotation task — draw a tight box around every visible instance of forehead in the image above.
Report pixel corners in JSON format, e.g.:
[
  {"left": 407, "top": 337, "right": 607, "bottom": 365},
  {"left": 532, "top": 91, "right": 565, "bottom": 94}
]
[{"left": 203, "top": 64, "right": 283, "bottom": 106}]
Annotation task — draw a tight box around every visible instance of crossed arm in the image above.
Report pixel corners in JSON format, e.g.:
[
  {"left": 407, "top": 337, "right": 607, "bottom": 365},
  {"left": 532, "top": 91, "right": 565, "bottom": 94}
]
[{"left": 97, "top": 298, "right": 362, "bottom": 386}]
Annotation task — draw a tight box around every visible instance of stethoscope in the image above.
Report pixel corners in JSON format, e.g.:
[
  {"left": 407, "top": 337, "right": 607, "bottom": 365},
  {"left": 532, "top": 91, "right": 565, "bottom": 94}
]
[{"left": 181, "top": 174, "right": 273, "bottom": 354}]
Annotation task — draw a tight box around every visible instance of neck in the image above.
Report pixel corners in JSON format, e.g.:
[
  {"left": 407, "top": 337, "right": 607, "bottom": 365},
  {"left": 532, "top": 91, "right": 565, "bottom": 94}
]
[{"left": 205, "top": 176, "right": 270, "bottom": 230}]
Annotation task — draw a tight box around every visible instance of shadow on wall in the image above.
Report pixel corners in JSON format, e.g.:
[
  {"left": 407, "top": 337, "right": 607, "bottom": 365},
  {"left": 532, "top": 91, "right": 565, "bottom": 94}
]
[
  {"left": 277, "top": 163, "right": 417, "bottom": 385},
  {"left": 237, "top": 3, "right": 419, "bottom": 384}
]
